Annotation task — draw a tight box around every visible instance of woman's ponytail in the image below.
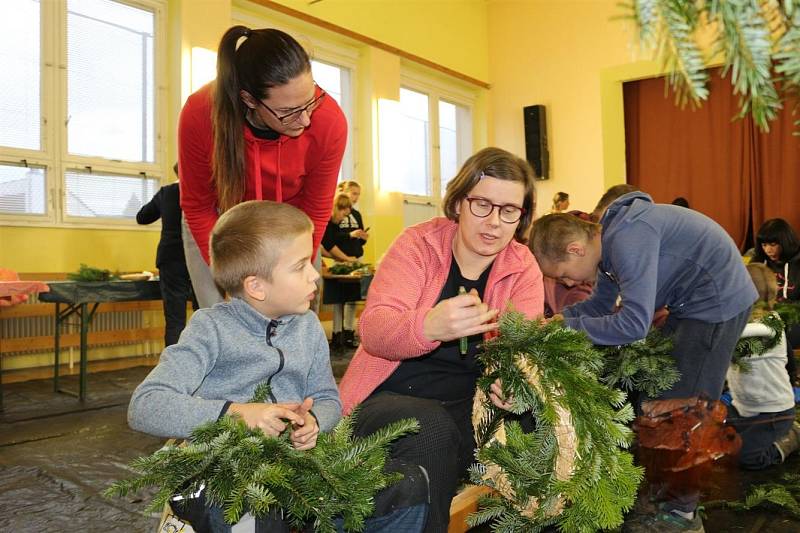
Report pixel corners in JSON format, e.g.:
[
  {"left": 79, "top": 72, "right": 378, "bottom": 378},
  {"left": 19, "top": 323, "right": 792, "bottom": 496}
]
[{"left": 212, "top": 25, "right": 250, "bottom": 213}]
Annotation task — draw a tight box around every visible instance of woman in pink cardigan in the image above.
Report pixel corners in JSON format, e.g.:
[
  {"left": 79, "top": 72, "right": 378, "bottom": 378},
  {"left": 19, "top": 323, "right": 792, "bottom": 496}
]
[{"left": 338, "top": 147, "right": 545, "bottom": 532}]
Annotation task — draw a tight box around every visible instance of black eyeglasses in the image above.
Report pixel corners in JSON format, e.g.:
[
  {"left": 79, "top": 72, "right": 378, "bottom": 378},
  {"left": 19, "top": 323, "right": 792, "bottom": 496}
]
[
  {"left": 256, "top": 85, "right": 326, "bottom": 125},
  {"left": 464, "top": 196, "right": 525, "bottom": 224}
]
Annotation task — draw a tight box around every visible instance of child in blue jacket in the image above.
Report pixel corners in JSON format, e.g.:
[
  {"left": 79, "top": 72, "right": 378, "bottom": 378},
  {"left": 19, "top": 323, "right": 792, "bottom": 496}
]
[{"left": 530, "top": 190, "right": 757, "bottom": 533}]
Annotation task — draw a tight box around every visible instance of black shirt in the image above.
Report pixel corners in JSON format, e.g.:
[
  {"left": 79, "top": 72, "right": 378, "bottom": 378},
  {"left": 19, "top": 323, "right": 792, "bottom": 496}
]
[
  {"left": 336, "top": 209, "right": 366, "bottom": 258},
  {"left": 321, "top": 219, "right": 348, "bottom": 255},
  {"left": 375, "top": 256, "right": 493, "bottom": 401},
  {"left": 136, "top": 183, "right": 185, "bottom": 267}
]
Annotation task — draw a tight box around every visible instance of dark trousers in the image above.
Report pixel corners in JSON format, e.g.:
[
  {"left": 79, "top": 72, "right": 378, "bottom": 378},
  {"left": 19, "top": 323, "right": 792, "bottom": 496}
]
[
  {"left": 158, "top": 260, "right": 196, "bottom": 346},
  {"left": 647, "top": 307, "right": 751, "bottom": 514},
  {"left": 785, "top": 325, "right": 800, "bottom": 382},
  {"left": 727, "top": 406, "right": 796, "bottom": 470},
  {"left": 172, "top": 458, "right": 428, "bottom": 533},
  {"left": 354, "top": 392, "right": 475, "bottom": 533}
]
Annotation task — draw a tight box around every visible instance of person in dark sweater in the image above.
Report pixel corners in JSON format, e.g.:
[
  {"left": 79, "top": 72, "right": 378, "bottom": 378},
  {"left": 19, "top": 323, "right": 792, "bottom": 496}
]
[
  {"left": 753, "top": 218, "right": 800, "bottom": 383},
  {"left": 136, "top": 165, "right": 196, "bottom": 346},
  {"left": 321, "top": 193, "right": 361, "bottom": 350},
  {"left": 337, "top": 180, "right": 370, "bottom": 258},
  {"left": 335, "top": 180, "right": 370, "bottom": 348}
]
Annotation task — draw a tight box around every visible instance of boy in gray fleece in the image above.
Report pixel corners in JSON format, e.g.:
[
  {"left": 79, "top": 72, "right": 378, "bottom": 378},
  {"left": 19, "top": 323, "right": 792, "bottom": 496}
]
[{"left": 129, "top": 200, "right": 427, "bottom": 533}]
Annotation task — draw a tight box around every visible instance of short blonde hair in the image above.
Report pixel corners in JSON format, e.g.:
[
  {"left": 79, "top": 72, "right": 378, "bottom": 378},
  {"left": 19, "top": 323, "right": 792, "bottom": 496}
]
[
  {"left": 210, "top": 200, "right": 313, "bottom": 296},
  {"left": 442, "top": 147, "right": 536, "bottom": 242},
  {"left": 338, "top": 180, "right": 360, "bottom": 192},
  {"left": 333, "top": 193, "right": 352, "bottom": 214},
  {"left": 529, "top": 213, "right": 601, "bottom": 263}
]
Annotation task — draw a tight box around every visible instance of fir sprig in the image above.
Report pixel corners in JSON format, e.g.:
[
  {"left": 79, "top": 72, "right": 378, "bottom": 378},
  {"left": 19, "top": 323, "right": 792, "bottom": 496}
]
[
  {"left": 328, "top": 262, "right": 370, "bottom": 275},
  {"left": 469, "top": 313, "right": 644, "bottom": 532},
  {"left": 67, "top": 263, "right": 118, "bottom": 282},
  {"left": 600, "top": 328, "right": 680, "bottom": 397},
  {"left": 775, "top": 301, "right": 800, "bottom": 329},
  {"left": 619, "top": 1, "right": 800, "bottom": 132},
  {"left": 732, "top": 311, "right": 786, "bottom": 371},
  {"left": 704, "top": 473, "right": 800, "bottom": 518},
  {"left": 105, "top": 406, "right": 418, "bottom": 532}
]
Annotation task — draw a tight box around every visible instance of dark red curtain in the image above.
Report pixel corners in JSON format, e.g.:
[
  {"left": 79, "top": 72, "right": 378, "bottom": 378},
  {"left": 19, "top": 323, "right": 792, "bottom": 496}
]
[
  {"left": 751, "top": 91, "right": 800, "bottom": 236},
  {"left": 624, "top": 69, "right": 799, "bottom": 250}
]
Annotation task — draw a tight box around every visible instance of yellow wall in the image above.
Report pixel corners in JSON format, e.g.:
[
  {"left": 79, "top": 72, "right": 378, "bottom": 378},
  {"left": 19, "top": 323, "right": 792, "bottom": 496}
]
[
  {"left": 0, "top": 226, "right": 160, "bottom": 273},
  {"left": 271, "top": 0, "right": 490, "bottom": 83},
  {"left": 487, "top": 0, "right": 655, "bottom": 215}
]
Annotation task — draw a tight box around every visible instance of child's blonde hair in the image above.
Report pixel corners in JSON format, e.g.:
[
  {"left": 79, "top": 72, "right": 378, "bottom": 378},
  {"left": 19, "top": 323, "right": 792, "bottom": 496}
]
[
  {"left": 210, "top": 200, "right": 313, "bottom": 296},
  {"left": 332, "top": 192, "right": 352, "bottom": 215},
  {"left": 746, "top": 262, "right": 778, "bottom": 320},
  {"left": 338, "top": 180, "right": 360, "bottom": 192},
  {"left": 529, "top": 213, "right": 601, "bottom": 263}
]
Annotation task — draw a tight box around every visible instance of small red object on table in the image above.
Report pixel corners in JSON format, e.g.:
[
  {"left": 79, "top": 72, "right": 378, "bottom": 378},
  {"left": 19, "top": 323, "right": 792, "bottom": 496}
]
[
  {"left": 0, "top": 280, "right": 50, "bottom": 307},
  {"left": 0, "top": 272, "right": 50, "bottom": 411}
]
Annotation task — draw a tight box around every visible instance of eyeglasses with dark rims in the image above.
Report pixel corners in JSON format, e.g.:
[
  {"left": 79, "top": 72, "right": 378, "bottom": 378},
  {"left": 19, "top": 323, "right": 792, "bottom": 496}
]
[
  {"left": 464, "top": 196, "right": 525, "bottom": 224},
  {"left": 255, "top": 84, "right": 326, "bottom": 125}
]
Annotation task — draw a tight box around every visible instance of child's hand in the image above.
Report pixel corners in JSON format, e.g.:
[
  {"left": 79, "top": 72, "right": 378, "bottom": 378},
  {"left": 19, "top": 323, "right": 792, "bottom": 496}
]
[
  {"left": 546, "top": 313, "right": 564, "bottom": 323},
  {"left": 290, "top": 397, "right": 319, "bottom": 450},
  {"left": 228, "top": 402, "right": 304, "bottom": 437}
]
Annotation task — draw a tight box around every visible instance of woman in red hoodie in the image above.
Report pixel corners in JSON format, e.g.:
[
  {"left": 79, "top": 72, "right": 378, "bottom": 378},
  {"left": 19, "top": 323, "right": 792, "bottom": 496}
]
[{"left": 179, "top": 26, "right": 347, "bottom": 307}]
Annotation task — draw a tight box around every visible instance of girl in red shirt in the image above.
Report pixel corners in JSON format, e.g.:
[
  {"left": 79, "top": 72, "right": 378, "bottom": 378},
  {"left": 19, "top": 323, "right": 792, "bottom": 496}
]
[{"left": 179, "top": 25, "right": 347, "bottom": 307}]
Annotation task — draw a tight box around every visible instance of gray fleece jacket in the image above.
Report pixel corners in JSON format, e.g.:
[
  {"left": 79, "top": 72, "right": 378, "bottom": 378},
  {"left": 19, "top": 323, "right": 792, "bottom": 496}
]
[{"left": 128, "top": 298, "right": 341, "bottom": 438}]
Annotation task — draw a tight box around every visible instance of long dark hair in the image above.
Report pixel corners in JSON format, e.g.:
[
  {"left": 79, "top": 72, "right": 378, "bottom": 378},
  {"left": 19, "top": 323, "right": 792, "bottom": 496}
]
[
  {"left": 212, "top": 26, "right": 311, "bottom": 212},
  {"left": 753, "top": 218, "right": 800, "bottom": 263}
]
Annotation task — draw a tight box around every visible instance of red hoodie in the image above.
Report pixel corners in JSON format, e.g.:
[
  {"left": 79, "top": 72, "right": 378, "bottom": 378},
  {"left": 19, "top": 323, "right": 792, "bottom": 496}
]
[{"left": 178, "top": 83, "right": 347, "bottom": 263}]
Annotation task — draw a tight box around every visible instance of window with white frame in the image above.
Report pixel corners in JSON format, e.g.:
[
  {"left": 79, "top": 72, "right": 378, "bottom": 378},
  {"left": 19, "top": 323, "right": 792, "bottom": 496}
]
[
  {"left": 438, "top": 100, "right": 472, "bottom": 197},
  {"left": 0, "top": 0, "right": 164, "bottom": 224},
  {"left": 393, "top": 80, "right": 473, "bottom": 202},
  {"left": 311, "top": 59, "right": 352, "bottom": 182}
]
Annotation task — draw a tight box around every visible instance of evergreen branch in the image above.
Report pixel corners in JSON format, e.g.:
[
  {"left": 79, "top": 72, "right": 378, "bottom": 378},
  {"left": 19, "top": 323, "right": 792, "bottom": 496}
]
[
  {"left": 250, "top": 383, "right": 272, "bottom": 403},
  {"left": 775, "top": 301, "right": 800, "bottom": 329},
  {"left": 704, "top": 473, "right": 800, "bottom": 517},
  {"left": 619, "top": 1, "right": 800, "bottom": 132},
  {"left": 106, "top": 409, "right": 417, "bottom": 531},
  {"left": 657, "top": 0, "right": 710, "bottom": 106},
  {"left": 472, "top": 312, "right": 645, "bottom": 530},
  {"left": 600, "top": 328, "right": 680, "bottom": 397},
  {"left": 711, "top": 0, "right": 781, "bottom": 129},
  {"left": 731, "top": 311, "right": 785, "bottom": 370},
  {"left": 775, "top": 11, "right": 800, "bottom": 88}
]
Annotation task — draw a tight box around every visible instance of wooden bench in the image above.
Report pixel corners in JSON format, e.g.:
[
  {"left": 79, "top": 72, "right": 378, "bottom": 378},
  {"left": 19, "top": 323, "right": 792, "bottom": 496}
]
[{"left": 448, "top": 484, "right": 492, "bottom": 533}]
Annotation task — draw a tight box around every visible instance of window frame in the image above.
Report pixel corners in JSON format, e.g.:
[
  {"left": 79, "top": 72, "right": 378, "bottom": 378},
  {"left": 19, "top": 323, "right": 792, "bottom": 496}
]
[
  {"left": 0, "top": 0, "right": 168, "bottom": 229},
  {"left": 398, "top": 67, "right": 475, "bottom": 208}
]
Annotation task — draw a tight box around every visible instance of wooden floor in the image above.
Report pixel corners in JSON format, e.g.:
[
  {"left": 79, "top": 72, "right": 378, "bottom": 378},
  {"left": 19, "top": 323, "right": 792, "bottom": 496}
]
[
  {"left": 1, "top": 366, "right": 800, "bottom": 532},
  {"left": 2, "top": 355, "right": 157, "bottom": 384}
]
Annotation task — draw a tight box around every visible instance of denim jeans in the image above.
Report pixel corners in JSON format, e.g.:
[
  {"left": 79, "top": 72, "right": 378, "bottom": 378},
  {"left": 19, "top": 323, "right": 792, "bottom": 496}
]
[
  {"left": 647, "top": 307, "right": 751, "bottom": 515},
  {"left": 726, "top": 405, "right": 795, "bottom": 470}
]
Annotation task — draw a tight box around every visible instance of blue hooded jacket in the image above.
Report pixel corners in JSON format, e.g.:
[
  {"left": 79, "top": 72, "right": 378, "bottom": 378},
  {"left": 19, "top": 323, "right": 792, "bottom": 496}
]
[{"left": 562, "top": 192, "right": 757, "bottom": 345}]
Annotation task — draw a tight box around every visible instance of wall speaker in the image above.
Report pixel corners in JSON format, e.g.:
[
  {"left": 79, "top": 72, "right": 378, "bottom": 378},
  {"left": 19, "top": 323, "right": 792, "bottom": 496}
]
[{"left": 523, "top": 105, "right": 549, "bottom": 180}]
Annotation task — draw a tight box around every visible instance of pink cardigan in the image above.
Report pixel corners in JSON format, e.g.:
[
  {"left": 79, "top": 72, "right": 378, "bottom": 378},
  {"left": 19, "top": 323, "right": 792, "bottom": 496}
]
[{"left": 338, "top": 217, "right": 545, "bottom": 414}]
